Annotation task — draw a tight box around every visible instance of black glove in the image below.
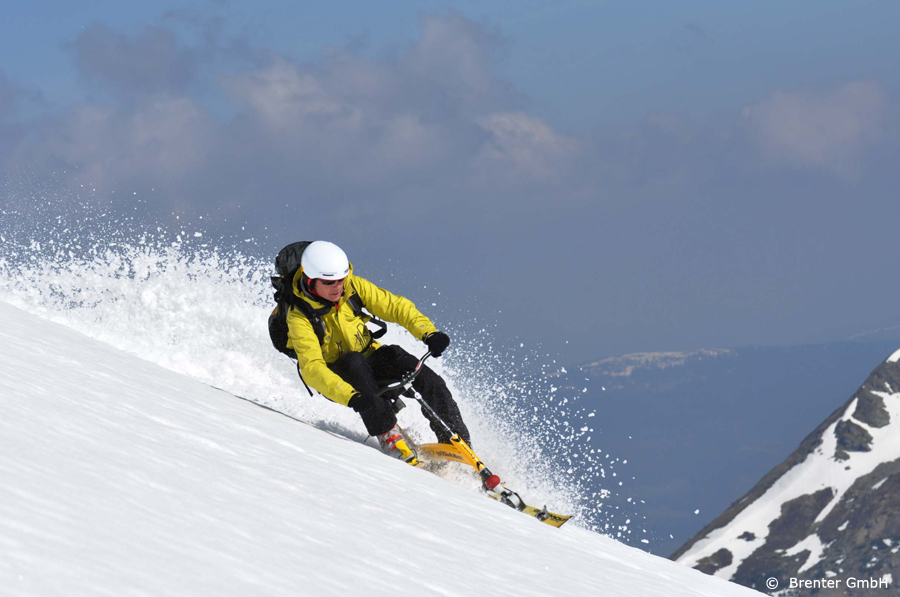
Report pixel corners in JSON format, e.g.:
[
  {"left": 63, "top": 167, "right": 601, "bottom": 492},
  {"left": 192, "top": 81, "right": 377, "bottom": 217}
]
[
  {"left": 348, "top": 392, "right": 375, "bottom": 413},
  {"left": 425, "top": 331, "right": 450, "bottom": 357}
]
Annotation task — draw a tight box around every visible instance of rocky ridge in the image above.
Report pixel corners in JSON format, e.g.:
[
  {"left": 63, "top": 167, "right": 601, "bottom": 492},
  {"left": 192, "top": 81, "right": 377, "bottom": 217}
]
[{"left": 672, "top": 350, "right": 900, "bottom": 595}]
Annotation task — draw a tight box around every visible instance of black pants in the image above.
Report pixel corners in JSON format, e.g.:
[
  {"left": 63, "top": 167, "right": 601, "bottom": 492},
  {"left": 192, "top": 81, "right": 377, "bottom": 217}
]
[{"left": 328, "top": 345, "right": 470, "bottom": 444}]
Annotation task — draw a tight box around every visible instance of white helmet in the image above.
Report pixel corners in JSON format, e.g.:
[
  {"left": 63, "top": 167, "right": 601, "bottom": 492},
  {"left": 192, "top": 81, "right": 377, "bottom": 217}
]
[{"left": 301, "top": 241, "right": 350, "bottom": 280}]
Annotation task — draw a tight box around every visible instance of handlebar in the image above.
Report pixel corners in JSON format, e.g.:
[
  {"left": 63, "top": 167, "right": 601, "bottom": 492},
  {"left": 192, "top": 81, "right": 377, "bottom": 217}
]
[{"left": 374, "top": 351, "right": 431, "bottom": 397}]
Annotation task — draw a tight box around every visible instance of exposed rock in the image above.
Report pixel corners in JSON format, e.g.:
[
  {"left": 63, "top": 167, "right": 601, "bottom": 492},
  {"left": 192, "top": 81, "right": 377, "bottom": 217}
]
[
  {"left": 818, "top": 461, "right": 900, "bottom": 547},
  {"left": 851, "top": 391, "right": 890, "bottom": 428},
  {"left": 770, "top": 489, "right": 834, "bottom": 550},
  {"left": 834, "top": 420, "right": 873, "bottom": 454},
  {"left": 834, "top": 447, "right": 851, "bottom": 462},
  {"left": 730, "top": 489, "right": 834, "bottom": 589},
  {"left": 738, "top": 531, "right": 756, "bottom": 541},
  {"left": 694, "top": 548, "right": 732, "bottom": 575}
]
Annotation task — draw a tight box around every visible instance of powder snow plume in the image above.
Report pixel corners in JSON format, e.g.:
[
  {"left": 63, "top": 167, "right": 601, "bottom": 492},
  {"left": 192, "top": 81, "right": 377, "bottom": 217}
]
[{"left": 0, "top": 191, "right": 645, "bottom": 540}]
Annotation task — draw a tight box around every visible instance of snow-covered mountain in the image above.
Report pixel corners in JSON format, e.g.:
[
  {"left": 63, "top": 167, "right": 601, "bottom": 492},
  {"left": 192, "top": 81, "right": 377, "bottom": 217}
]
[
  {"left": 576, "top": 342, "right": 900, "bottom": 557},
  {"left": 0, "top": 300, "right": 764, "bottom": 595},
  {"left": 673, "top": 351, "right": 900, "bottom": 595}
]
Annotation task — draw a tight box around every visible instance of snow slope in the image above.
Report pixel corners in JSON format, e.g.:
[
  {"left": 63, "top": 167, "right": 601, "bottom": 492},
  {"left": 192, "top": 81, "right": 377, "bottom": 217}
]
[
  {"left": 0, "top": 230, "right": 618, "bottom": 536},
  {"left": 0, "top": 301, "right": 761, "bottom": 595}
]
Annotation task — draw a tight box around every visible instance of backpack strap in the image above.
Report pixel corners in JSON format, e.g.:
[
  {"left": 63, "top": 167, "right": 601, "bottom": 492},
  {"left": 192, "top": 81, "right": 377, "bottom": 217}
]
[
  {"left": 279, "top": 298, "right": 330, "bottom": 398},
  {"left": 348, "top": 281, "right": 387, "bottom": 340},
  {"left": 295, "top": 362, "right": 315, "bottom": 398},
  {"left": 290, "top": 297, "right": 329, "bottom": 344}
]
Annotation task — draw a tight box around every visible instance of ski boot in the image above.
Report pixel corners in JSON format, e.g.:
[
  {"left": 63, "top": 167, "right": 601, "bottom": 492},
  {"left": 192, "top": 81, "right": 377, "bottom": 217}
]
[{"left": 377, "top": 425, "right": 421, "bottom": 467}]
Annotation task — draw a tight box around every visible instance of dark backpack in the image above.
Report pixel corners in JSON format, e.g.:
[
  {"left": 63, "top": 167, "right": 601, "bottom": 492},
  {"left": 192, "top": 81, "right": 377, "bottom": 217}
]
[{"left": 267, "top": 241, "right": 387, "bottom": 394}]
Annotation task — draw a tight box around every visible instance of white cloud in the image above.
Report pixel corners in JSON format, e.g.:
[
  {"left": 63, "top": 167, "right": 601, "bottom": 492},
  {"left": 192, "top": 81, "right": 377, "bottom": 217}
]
[
  {"left": 21, "top": 96, "right": 215, "bottom": 191},
  {"left": 474, "top": 112, "right": 580, "bottom": 180},
  {"left": 222, "top": 56, "right": 360, "bottom": 132},
  {"left": 404, "top": 11, "right": 509, "bottom": 114},
  {"left": 7, "top": 12, "right": 590, "bottom": 215},
  {"left": 742, "top": 81, "right": 886, "bottom": 178}
]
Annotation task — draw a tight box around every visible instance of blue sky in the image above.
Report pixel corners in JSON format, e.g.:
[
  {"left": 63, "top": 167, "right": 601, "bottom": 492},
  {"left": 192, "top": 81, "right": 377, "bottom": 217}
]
[{"left": 2, "top": 0, "right": 899, "bottom": 364}]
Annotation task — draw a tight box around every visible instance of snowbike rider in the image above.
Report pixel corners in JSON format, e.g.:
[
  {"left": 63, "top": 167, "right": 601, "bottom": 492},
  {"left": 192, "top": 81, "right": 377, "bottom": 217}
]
[{"left": 285, "top": 241, "right": 471, "bottom": 465}]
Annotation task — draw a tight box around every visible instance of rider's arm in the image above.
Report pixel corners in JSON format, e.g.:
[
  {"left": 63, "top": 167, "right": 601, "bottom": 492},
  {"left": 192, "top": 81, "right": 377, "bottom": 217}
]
[
  {"left": 286, "top": 307, "right": 357, "bottom": 406},
  {"left": 352, "top": 275, "right": 438, "bottom": 341}
]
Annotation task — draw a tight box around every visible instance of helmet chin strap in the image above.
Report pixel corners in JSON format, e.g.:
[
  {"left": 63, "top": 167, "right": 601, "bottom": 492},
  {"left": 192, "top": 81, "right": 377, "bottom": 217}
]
[{"left": 300, "top": 273, "right": 319, "bottom": 301}]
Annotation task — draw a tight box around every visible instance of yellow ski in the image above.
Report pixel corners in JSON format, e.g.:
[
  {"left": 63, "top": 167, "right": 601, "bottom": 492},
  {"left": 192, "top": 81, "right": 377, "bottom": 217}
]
[
  {"left": 418, "top": 439, "right": 572, "bottom": 528},
  {"left": 381, "top": 352, "right": 572, "bottom": 529}
]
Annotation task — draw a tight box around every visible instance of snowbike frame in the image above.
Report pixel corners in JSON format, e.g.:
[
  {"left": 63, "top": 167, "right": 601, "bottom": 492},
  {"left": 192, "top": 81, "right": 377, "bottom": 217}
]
[{"left": 376, "top": 352, "right": 571, "bottom": 528}]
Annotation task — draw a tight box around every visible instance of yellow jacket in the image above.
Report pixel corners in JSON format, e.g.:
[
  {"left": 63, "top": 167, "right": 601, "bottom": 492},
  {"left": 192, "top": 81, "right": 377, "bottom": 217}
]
[{"left": 285, "top": 264, "right": 438, "bottom": 406}]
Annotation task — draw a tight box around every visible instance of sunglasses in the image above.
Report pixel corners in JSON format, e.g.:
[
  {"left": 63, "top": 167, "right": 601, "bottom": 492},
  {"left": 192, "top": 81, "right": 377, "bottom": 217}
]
[{"left": 318, "top": 277, "right": 346, "bottom": 286}]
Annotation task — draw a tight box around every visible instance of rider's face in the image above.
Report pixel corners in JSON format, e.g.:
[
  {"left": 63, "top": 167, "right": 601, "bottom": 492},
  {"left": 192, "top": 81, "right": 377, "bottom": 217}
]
[{"left": 314, "top": 277, "right": 345, "bottom": 302}]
